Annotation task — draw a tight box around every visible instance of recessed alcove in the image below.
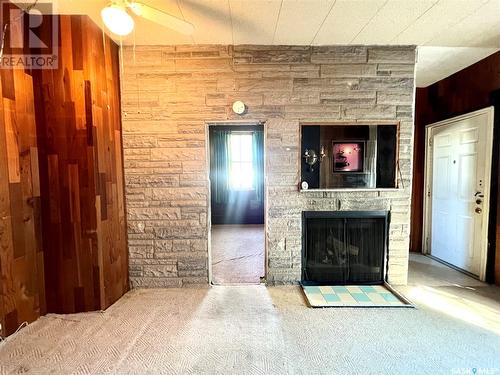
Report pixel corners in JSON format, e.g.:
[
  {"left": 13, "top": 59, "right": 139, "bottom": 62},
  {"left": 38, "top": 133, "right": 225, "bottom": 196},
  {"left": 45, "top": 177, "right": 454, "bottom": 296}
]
[{"left": 301, "top": 123, "right": 399, "bottom": 190}]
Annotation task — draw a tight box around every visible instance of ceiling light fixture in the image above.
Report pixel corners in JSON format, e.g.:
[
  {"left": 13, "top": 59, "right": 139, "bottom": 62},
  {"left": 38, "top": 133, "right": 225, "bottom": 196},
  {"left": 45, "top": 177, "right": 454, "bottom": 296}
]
[
  {"left": 101, "top": 4, "right": 135, "bottom": 36},
  {"left": 101, "top": 1, "right": 195, "bottom": 37}
]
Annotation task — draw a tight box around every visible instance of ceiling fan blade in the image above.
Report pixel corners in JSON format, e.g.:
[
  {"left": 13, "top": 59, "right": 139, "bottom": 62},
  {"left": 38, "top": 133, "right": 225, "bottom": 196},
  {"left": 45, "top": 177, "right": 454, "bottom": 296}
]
[{"left": 128, "top": 2, "right": 194, "bottom": 35}]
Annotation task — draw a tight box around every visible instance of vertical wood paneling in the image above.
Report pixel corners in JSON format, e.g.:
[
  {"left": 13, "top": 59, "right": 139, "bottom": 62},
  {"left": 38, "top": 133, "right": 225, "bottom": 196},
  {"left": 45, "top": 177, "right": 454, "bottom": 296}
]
[
  {"left": 0, "top": 11, "right": 46, "bottom": 335},
  {"left": 1, "top": 13, "right": 128, "bottom": 336},
  {"left": 36, "top": 15, "right": 128, "bottom": 314}
]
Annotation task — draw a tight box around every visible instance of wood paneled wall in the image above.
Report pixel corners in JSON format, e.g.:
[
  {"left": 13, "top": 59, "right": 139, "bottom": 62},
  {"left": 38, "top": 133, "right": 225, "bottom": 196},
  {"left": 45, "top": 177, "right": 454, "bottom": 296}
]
[
  {"left": 35, "top": 15, "right": 128, "bottom": 314},
  {"left": 0, "top": 6, "right": 46, "bottom": 337},
  {"left": 0, "top": 13, "right": 128, "bottom": 336},
  {"left": 411, "top": 51, "right": 500, "bottom": 285}
]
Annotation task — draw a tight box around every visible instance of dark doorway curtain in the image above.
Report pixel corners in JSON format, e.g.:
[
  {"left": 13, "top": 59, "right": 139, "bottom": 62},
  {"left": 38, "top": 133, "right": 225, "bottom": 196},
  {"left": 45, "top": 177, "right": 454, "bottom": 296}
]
[
  {"left": 253, "top": 129, "right": 264, "bottom": 204},
  {"left": 209, "top": 129, "right": 230, "bottom": 205}
]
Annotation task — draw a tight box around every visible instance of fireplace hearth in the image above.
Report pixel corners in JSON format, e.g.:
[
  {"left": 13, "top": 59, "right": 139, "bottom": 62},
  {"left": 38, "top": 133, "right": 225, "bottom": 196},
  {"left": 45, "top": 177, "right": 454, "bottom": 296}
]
[{"left": 302, "top": 211, "right": 389, "bottom": 285}]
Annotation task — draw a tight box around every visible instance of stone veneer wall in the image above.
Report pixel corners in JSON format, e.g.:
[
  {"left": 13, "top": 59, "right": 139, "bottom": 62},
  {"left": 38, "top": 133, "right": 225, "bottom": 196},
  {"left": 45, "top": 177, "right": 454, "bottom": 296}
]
[{"left": 121, "top": 45, "right": 416, "bottom": 287}]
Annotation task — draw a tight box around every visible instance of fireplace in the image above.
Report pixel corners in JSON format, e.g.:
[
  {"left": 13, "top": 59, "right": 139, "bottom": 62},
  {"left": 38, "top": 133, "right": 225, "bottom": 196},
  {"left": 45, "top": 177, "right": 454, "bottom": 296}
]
[{"left": 302, "top": 211, "right": 389, "bottom": 285}]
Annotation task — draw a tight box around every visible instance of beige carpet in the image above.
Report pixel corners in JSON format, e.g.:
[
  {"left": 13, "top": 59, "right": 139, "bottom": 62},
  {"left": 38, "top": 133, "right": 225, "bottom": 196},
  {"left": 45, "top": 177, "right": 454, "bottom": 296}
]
[
  {"left": 211, "top": 225, "right": 265, "bottom": 284},
  {"left": 1, "top": 255, "right": 500, "bottom": 374},
  {"left": 0, "top": 287, "right": 288, "bottom": 374},
  {"left": 1, "top": 284, "right": 499, "bottom": 374}
]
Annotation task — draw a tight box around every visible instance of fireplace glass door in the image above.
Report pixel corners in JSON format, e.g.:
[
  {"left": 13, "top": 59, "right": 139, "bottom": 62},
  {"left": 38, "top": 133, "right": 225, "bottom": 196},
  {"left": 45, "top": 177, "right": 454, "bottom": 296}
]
[{"left": 302, "top": 212, "right": 388, "bottom": 285}]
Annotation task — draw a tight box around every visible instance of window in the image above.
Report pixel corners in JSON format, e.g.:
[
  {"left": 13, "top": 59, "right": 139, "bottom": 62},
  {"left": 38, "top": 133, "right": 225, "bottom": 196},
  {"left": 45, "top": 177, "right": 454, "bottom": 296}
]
[{"left": 229, "top": 133, "right": 254, "bottom": 190}]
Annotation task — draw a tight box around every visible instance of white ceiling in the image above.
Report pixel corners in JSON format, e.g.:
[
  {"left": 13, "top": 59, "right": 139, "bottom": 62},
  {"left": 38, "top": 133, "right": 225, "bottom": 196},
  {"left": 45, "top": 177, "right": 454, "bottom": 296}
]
[
  {"left": 416, "top": 46, "right": 498, "bottom": 87},
  {"left": 50, "top": 0, "right": 500, "bottom": 86}
]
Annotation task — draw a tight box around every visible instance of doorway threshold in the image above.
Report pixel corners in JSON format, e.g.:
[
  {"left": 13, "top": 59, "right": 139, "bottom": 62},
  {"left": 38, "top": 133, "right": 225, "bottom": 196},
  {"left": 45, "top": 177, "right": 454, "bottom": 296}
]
[{"left": 425, "top": 254, "right": 480, "bottom": 281}]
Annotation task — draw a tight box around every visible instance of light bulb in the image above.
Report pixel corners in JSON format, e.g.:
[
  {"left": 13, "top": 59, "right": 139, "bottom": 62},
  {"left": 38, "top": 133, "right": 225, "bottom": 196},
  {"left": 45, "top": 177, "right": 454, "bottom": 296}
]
[{"left": 101, "top": 5, "right": 135, "bottom": 36}]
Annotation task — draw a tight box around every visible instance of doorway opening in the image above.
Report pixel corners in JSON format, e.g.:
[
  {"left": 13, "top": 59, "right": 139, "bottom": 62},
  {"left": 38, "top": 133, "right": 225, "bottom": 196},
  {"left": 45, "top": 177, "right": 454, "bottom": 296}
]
[
  {"left": 423, "top": 107, "right": 494, "bottom": 281},
  {"left": 207, "top": 123, "right": 265, "bottom": 285}
]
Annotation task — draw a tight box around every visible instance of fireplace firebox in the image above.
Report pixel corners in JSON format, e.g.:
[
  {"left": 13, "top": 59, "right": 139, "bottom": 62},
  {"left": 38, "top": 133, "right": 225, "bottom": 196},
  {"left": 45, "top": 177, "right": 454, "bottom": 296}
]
[{"left": 302, "top": 211, "right": 389, "bottom": 285}]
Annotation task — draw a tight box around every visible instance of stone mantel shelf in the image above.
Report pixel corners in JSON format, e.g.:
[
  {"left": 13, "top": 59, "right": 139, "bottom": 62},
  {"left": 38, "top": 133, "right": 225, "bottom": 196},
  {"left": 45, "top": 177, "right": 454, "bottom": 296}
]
[{"left": 299, "top": 188, "right": 401, "bottom": 193}]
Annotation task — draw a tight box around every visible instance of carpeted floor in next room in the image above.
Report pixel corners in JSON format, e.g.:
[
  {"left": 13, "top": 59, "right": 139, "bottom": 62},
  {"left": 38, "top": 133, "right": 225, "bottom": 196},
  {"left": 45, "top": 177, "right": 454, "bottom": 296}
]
[
  {"left": 0, "top": 254, "right": 499, "bottom": 374},
  {"left": 211, "top": 224, "right": 265, "bottom": 285}
]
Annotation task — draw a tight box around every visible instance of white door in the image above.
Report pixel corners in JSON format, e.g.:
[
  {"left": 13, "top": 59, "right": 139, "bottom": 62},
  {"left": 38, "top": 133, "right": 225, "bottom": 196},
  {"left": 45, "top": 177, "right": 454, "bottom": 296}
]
[{"left": 425, "top": 107, "right": 494, "bottom": 279}]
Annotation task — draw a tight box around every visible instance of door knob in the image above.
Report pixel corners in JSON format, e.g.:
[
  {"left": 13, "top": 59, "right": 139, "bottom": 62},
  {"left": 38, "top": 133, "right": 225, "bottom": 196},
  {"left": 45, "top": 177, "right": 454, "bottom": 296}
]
[
  {"left": 475, "top": 207, "right": 482, "bottom": 214},
  {"left": 474, "top": 191, "right": 484, "bottom": 198}
]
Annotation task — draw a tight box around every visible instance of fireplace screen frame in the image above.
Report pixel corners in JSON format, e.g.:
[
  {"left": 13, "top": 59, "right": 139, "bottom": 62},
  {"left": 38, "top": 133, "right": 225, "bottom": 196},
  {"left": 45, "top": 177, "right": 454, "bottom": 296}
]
[{"left": 301, "top": 210, "right": 390, "bottom": 285}]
